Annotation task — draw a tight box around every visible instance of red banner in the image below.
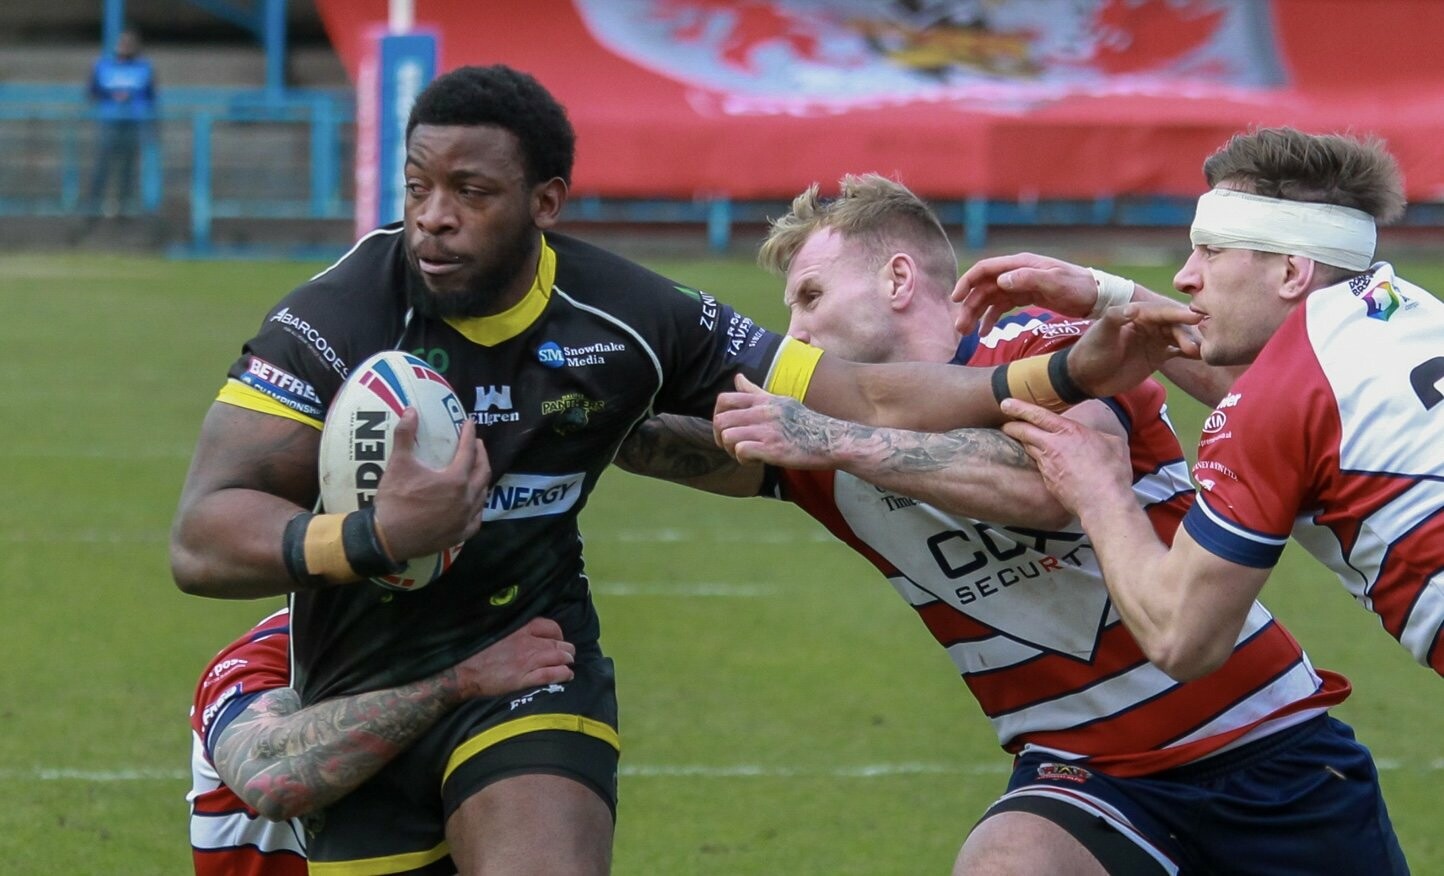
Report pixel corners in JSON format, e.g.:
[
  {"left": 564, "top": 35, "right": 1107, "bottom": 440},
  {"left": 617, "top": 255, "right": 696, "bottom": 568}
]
[{"left": 317, "top": 1, "right": 1444, "bottom": 201}]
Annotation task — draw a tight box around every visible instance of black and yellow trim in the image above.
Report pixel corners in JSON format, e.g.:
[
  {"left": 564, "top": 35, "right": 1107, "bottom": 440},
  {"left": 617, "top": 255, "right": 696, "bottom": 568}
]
[
  {"left": 764, "top": 336, "right": 824, "bottom": 402},
  {"left": 304, "top": 839, "right": 451, "bottom": 876},
  {"left": 216, "top": 379, "right": 324, "bottom": 430},
  {"left": 444, "top": 238, "right": 557, "bottom": 347},
  {"left": 442, "top": 713, "right": 621, "bottom": 786},
  {"left": 991, "top": 349, "right": 1091, "bottom": 414}
]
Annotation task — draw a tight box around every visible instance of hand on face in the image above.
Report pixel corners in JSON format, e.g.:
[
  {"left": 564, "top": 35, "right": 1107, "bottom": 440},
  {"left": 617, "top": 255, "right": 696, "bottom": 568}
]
[{"left": 1065, "top": 302, "right": 1202, "bottom": 398}]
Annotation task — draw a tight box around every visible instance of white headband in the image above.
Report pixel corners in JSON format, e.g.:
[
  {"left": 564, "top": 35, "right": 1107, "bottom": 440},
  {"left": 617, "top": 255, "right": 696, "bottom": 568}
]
[{"left": 1190, "top": 188, "right": 1376, "bottom": 271}]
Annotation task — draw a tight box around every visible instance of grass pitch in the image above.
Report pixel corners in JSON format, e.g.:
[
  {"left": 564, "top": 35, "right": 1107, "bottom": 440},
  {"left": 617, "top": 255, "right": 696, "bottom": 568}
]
[{"left": 0, "top": 249, "right": 1439, "bottom": 874}]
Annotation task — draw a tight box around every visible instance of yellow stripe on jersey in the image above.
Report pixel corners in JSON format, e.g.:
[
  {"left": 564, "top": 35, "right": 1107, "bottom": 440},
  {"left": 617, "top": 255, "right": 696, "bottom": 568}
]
[
  {"left": 441, "top": 713, "right": 621, "bottom": 786},
  {"left": 763, "top": 336, "right": 824, "bottom": 402},
  {"left": 444, "top": 236, "right": 557, "bottom": 346},
  {"left": 305, "top": 839, "right": 450, "bottom": 876},
  {"left": 216, "top": 379, "right": 324, "bottom": 430}
]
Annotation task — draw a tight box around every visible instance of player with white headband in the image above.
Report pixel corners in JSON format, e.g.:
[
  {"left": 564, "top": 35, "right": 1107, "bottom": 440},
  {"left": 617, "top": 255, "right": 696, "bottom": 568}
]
[{"left": 953, "top": 127, "right": 1444, "bottom": 688}]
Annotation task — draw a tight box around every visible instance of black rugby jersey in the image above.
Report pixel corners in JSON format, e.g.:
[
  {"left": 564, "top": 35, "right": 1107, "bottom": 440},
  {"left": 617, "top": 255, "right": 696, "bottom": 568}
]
[{"left": 219, "top": 226, "right": 819, "bottom": 701}]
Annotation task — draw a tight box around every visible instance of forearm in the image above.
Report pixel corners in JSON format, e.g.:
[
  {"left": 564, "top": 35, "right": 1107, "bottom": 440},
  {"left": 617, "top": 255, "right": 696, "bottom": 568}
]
[
  {"left": 1159, "top": 359, "right": 1247, "bottom": 408},
  {"left": 804, "top": 357, "right": 1005, "bottom": 432},
  {"left": 828, "top": 425, "right": 1071, "bottom": 528},
  {"left": 615, "top": 414, "right": 763, "bottom": 497},
  {"left": 215, "top": 673, "right": 463, "bottom": 821},
  {"left": 170, "top": 491, "right": 315, "bottom": 598},
  {"left": 1076, "top": 500, "right": 1236, "bottom": 679}
]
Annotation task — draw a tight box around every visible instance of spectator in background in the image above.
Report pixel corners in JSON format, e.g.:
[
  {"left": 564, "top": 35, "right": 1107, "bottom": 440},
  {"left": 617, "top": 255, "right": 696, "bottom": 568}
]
[{"left": 86, "top": 28, "right": 156, "bottom": 216}]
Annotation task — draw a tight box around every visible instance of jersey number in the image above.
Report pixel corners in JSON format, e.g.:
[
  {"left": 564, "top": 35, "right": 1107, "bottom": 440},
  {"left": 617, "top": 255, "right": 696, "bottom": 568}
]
[{"left": 1411, "top": 356, "right": 1444, "bottom": 411}]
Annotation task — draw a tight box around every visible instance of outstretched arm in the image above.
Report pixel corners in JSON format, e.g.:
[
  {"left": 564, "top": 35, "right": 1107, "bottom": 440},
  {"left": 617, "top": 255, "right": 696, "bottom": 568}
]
[
  {"left": 953, "top": 252, "right": 1242, "bottom": 406},
  {"left": 212, "top": 617, "right": 575, "bottom": 821},
  {"left": 777, "top": 303, "right": 1197, "bottom": 434},
  {"left": 715, "top": 376, "right": 1125, "bottom": 528},
  {"left": 1001, "top": 399, "right": 1268, "bottom": 679},
  {"left": 613, "top": 414, "right": 764, "bottom": 497}
]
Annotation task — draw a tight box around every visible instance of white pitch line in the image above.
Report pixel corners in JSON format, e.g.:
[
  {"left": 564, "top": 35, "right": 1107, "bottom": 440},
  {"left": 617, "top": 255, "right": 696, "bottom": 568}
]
[
  {"left": 621, "top": 762, "right": 1011, "bottom": 778},
  {"left": 591, "top": 582, "right": 779, "bottom": 597},
  {"left": 10, "top": 760, "right": 1443, "bottom": 782},
  {"left": 2, "top": 446, "right": 194, "bottom": 461},
  {"left": 611, "top": 528, "right": 835, "bottom": 544},
  {"left": 1, "top": 530, "right": 166, "bottom": 544},
  {"left": 0, "top": 768, "right": 190, "bottom": 781}
]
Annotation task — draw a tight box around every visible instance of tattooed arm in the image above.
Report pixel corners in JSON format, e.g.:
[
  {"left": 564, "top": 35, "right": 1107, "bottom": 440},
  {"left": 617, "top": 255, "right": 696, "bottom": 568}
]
[
  {"left": 715, "top": 384, "right": 1128, "bottom": 528},
  {"left": 212, "top": 618, "right": 575, "bottom": 821},
  {"left": 614, "top": 414, "right": 765, "bottom": 497}
]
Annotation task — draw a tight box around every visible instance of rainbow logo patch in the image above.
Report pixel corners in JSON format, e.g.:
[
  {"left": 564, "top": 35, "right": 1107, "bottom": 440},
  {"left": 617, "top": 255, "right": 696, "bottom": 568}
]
[{"left": 1363, "top": 279, "right": 1402, "bottom": 321}]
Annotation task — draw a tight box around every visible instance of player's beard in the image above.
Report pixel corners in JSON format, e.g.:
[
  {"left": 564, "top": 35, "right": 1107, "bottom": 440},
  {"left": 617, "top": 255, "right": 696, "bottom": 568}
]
[{"left": 409, "top": 223, "right": 537, "bottom": 320}]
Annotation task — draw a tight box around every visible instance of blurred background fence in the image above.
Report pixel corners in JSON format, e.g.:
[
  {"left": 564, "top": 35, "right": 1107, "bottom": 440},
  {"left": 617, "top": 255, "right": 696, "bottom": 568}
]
[{"left": 4, "top": 0, "right": 1444, "bottom": 259}]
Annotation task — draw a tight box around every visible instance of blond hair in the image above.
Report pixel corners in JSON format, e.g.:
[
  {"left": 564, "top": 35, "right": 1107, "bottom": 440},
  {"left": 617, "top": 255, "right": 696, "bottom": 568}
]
[{"left": 758, "top": 174, "right": 957, "bottom": 289}]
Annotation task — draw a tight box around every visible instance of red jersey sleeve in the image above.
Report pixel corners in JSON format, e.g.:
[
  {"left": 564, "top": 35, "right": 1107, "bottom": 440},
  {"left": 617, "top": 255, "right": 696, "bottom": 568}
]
[
  {"left": 1183, "top": 309, "right": 1337, "bottom": 568},
  {"left": 189, "top": 611, "right": 291, "bottom": 759}
]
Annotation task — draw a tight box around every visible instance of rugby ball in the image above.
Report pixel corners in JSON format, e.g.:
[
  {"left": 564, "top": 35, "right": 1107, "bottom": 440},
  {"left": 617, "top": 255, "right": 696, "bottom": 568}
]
[{"left": 318, "top": 351, "right": 467, "bottom": 590}]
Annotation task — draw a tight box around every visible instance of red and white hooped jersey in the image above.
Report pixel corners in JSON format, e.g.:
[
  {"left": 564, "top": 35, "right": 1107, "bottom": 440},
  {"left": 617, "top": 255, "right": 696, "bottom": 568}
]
[
  {"left": 779, "top": 310, "right": 1349, "bottom": 776},
  {"left": 187, "top": 609, "right": 306, "bottom": 876},
  {"left": 1184, "top": 263, "right": 1444, "bottom": 673}
]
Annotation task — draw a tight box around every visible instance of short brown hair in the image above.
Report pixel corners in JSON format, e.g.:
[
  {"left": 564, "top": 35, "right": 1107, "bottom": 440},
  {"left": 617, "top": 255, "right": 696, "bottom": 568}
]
[
  {"left": 758, "top": 174, "right": 957, "bottom": 288},
  {"left": 1203, "top": 127, "right": 1405, "bottom": 224}
]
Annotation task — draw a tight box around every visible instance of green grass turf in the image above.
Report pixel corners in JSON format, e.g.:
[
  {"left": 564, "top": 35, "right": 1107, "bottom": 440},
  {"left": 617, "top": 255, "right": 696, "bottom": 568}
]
[{"left": 0, "top": 250, "right": 1439, "bottom": 874}]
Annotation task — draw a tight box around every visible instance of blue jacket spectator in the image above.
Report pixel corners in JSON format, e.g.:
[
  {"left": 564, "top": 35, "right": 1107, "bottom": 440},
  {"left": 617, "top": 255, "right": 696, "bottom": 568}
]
[{"left": 87, "top": 30, "right": 157, "bottom": 214}]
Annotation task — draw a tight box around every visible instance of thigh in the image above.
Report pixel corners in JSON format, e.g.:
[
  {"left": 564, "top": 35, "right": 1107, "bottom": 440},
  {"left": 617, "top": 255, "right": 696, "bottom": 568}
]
[
  {"left": 968, "top": 766, "right": 1180, "bottom": 876},
  {"left": 957, "top": 811, "right": 1111, "bottom": 876},
  {"left": 438, "top": 650, "right": 619, "bottom": 820},
  {"left": 304, "top": 649, "right": 620, "bottom": 875},
  {"left": 447, "top": 773, "right": 613, "bottom": 876},
  {"left": 300, "top": 736, "right": 454, "bottom": 875}
]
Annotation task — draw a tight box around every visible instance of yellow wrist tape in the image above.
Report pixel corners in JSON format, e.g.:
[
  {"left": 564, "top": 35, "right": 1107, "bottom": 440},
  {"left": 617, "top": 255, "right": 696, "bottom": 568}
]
[
  {"left": 991, "top": 349, "right": 1091, "bottom": 414},
  {"left": 303, "top": 513, "right": 356, "bottom": 584}
]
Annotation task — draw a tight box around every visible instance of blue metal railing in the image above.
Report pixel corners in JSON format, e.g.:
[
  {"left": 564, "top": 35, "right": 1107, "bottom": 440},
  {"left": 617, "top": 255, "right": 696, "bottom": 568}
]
[
  {"left": 0, "top": 83, "right": 1228, "bottom": 257},
  {"left": 0, "top": 83, "right": 354, "bottom": 254},
  {"left": 9, "top": 81, "right": 1440, "bottom": 257}
]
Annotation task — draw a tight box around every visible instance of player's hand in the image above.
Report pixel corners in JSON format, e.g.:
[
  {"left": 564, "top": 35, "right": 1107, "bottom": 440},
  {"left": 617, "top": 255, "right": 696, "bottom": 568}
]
[
  {"left": 372, "top": 411, "right": 491, "bottom": 561},
  {"left": 999, "top": 399, "right": 1134, "bottom": 515},
  {"left": 1122, "top": 300, "right": 1203, "bottom": 359},
  {"left": 1065, "top": 301, "right": 1203, "bottom": 398},
  {"left": 954, "top": 253, "right": 1099, "bottom": 336},
  {"left": 713, "top": 375, "right": 839, "bottom": 468},
  {"left": 451, "top": 618, "right": 576, "bottom": 698}
]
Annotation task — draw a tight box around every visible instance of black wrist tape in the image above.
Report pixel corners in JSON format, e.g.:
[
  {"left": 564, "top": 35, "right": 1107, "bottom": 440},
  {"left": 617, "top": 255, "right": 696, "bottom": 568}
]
[
  {"left": 342, "top": 506, "right": 405, "bottom": 578},
  {"left": 991, "top": 362, "right": 1012, "bottom": 405},
  {"left": 1046, "top": 348, "right": 1092, "bottom": 406},
  {"left": 281, "top": 511, "right": 327, "bottom": 587}
]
